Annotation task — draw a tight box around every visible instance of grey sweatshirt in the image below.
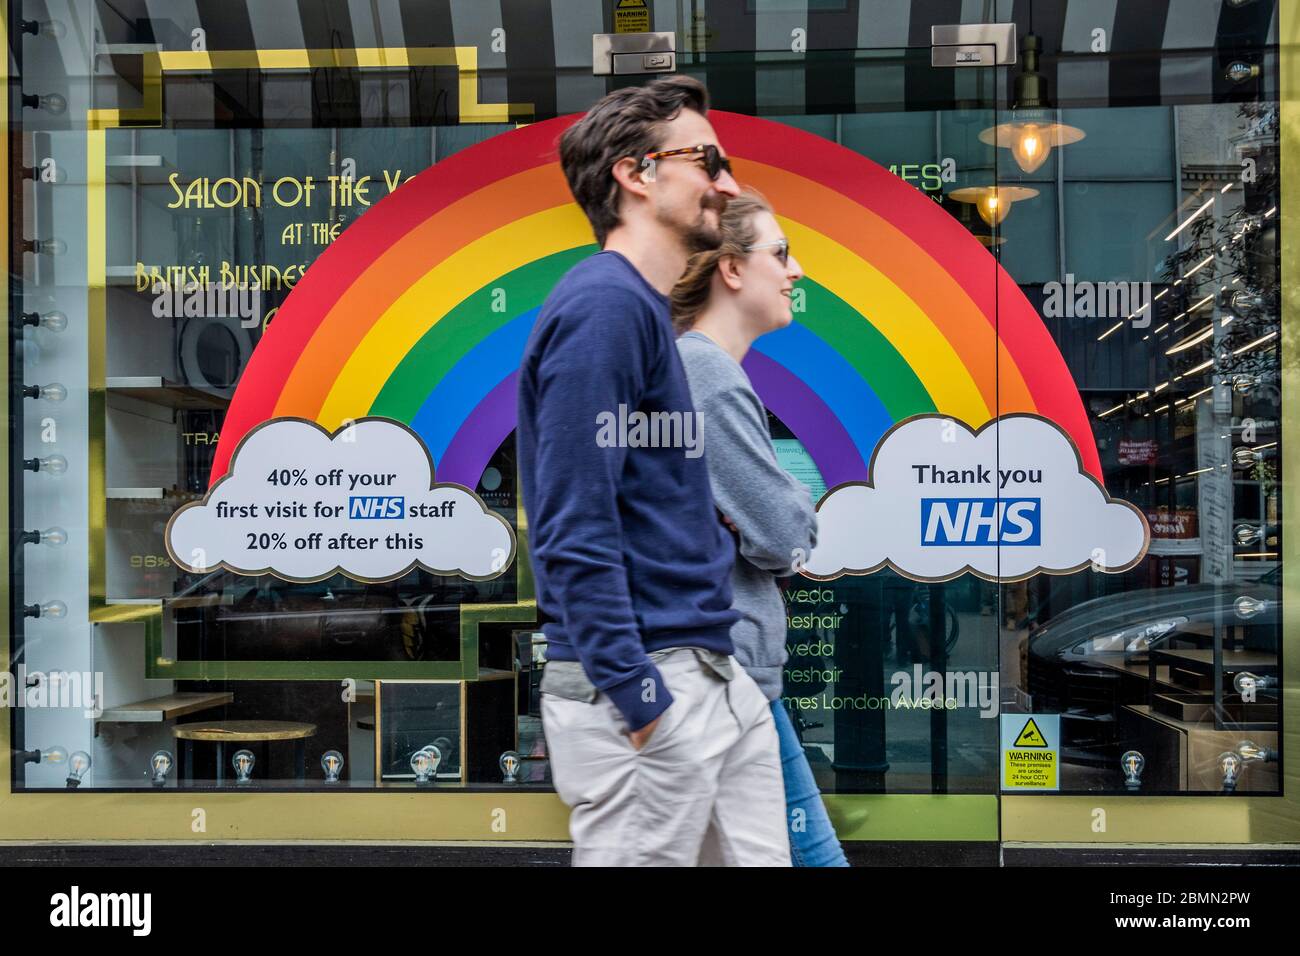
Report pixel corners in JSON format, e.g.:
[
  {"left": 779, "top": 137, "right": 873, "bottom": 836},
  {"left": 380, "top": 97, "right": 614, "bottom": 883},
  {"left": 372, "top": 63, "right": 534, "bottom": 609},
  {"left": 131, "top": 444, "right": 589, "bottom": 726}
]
[{"left": 676, "top": 330, "right": 818, "bottom": 700}]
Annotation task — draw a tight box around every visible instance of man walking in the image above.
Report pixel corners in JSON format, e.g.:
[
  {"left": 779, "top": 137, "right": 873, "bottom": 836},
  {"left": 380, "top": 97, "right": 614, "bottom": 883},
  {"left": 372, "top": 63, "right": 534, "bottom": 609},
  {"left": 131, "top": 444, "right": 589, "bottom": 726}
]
[{"left": 517, "top": 76, "right": 791, "bottom": 866}]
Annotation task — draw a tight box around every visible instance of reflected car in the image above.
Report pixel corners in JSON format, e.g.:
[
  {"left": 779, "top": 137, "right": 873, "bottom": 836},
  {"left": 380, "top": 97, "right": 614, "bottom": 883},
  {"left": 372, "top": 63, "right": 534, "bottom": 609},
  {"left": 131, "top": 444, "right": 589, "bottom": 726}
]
[{"left": 1024, "top": 567, "right": 1280, "bottom": 765}]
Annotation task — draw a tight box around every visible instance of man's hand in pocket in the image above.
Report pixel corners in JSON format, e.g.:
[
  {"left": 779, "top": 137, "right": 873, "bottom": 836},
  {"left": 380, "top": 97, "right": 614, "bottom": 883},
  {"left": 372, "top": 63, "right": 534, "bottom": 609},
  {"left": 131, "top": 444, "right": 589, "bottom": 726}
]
[{"left": 629, "top": 713, "right": 663, "bottom": 750}]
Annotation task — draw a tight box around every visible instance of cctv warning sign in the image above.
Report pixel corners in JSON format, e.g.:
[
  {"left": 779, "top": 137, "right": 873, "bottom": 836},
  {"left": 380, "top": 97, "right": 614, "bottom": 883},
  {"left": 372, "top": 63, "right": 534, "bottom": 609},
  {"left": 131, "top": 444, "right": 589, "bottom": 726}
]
[
  {"left": 1001, "top": 714, "right": 1059, "bottom": 790},
  {"left": 1013, "top": 718, "right": 1049, "bottom": 747},
  {"left": 614, "top": 0, "right": 650, "bottom": 33}
]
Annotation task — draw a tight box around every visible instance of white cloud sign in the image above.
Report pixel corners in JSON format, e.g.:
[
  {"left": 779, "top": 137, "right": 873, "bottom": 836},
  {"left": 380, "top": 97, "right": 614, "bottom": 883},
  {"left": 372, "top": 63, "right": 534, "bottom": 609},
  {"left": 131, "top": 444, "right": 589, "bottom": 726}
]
[
  {"left": 802, "top": 414, "right": 1149, "bottom": 582},
  {"left": 166, "top": 417, "right": 516, "bottom": 583}
]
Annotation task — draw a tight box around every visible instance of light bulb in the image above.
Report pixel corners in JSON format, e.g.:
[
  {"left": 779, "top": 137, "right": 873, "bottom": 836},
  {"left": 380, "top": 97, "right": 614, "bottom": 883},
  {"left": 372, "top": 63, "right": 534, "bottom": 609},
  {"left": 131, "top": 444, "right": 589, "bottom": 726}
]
[
  {"left": 949, "top": 185, "right": 1039, "bottom": 229},
  {"left": 1232, "top": 446, "right": 1261, "bottom": 468},
  {"left": 321, "top": 750, "right": 344, "bottom": 783},
  {"left": 1228, "top": 290, "right": 1265, "bottom": 317},
  {"left": 979, "top": 192, "right": 1002, "bottom": 226},
  {"left": 1121, "top": 750, "right": 1145, "bottom": 790},
  {"left": 67, "top": 750, "right": 91, "bottom": 787},
  {"left": 1010, "top": 123, "right": 1050, "bottom": 173},
  {"left": 979, "top": 35, "right": 1084, "bottom": 174},
  {"left": 1233, "top": 524, "right": 1262, "bottom": 546},
  {"left": 26, "top": 382, "right": 67, "bottom": 402},
  {"left": 418, "top": 743, "right": 443, "bottom": 775},
  {"left": 1218, "top": 751, "right": 1243, "bottom": 791},
  {"left": 1233, "top": 671, "right": 1276, "bottom": 695},
  {"left": 22, "top": 19, "right": 67, "bottom": 38},
  {"left": 42, "top": 745, "right": 68, "bottom": 765},
  {"left": 410, "top": 748, "right": 437, "bottom": 784},
  {"left": 499, "top": 751, "right": 522, "bottom": 784},
  {"left": 1237, "top": 740, "right": 1277, "bottom": 763},
  {"left": 150, "top": 750, "right": 174, "bottom": 786},
  {"left": 32, "top": 237, "right": 67, "bottom": 255},
  {"left": 22, "top": 309, "right": 68, "bottom": 332},
  {"left": 27, "top": 453, "right": 68, "bottom": 475},
  {"left": 68, "top": 751, "right": 91, "bottom": 777},
  {"left": 232, "top": 749, "right": 255, "bottom": 783},
  {"left": 23, "top": 93, "right": 67, "bottom": 114},
  {"left": 1224, "top": 62, "right": 1260, "bottom": 83},
  {"left": 1234, "top": 595, "right": 1267, "bottom": 619},
  {"left": 21, "top": 526, "right": 68, "bottom": 547},
  {"left": 26, "top": 600, "right": 67, "bottom": 619}
]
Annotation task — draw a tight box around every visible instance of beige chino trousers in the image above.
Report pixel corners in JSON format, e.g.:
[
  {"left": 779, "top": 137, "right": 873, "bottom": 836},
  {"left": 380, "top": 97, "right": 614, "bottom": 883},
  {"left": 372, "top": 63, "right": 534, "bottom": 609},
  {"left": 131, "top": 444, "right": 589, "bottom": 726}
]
[{"left": 541, "top": 648, "right": 790, "bottom": 867}]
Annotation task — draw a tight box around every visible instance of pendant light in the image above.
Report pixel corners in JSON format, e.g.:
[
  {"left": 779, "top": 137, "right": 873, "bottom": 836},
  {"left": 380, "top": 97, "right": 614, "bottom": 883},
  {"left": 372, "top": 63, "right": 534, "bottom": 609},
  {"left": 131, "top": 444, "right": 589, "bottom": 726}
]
[
  {"left": 949, "top": 185, "right": 1040, "bottom": 227},
  {"left": 979, "top": 30, "right": 1084, "bottom": 174}
]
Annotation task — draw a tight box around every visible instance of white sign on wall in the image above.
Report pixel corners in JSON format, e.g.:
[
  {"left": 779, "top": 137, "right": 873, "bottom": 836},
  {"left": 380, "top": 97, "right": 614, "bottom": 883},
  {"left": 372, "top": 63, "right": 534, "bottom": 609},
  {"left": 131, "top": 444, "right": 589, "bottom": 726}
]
[
  {"left": 166, "top": 417, "right": 516, "bottom": 583},
  {"left": 802, "top": 414, "right": 1150, "bottom": 583}
]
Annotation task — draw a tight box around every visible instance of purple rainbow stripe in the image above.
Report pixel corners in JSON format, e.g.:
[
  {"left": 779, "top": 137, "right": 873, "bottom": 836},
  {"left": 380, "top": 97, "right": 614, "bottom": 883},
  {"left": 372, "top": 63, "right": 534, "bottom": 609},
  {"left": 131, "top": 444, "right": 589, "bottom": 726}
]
[
  {"left": 436, "top": 371, "right": 519, "bottom": 487},
  {"left": 434, "top": 353, "right": 865, "bottom": 493},
  {"left": 743, "top": 351, "right": 866, "bottom": 490}
]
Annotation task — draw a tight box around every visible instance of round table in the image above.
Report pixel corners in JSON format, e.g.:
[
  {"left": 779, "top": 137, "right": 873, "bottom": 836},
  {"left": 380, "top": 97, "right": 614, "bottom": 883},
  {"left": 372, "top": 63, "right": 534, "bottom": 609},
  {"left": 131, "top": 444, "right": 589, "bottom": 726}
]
[{"left": 172, "top": 720, "right": 317, "bottom": 785}]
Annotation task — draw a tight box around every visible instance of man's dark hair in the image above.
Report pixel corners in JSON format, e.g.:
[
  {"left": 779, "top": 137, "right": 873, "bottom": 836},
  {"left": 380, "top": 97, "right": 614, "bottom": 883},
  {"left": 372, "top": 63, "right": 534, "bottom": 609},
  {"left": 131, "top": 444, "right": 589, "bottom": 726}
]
[{"left": 559, "top": 75, "right": 709, "bottom": 247}]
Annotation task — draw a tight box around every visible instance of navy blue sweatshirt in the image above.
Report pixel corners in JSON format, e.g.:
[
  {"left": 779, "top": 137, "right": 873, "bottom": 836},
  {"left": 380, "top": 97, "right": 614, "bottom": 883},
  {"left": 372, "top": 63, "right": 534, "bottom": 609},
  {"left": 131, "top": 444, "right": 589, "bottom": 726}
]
[{"left": 517, "top": 250, "right": 738, "bottom": 730}]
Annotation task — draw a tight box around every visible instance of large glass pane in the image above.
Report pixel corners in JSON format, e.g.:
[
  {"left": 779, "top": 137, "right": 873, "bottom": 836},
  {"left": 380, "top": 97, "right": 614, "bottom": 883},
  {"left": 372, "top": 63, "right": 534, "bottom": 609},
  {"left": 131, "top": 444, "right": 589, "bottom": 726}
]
[
  {"left": 10, "top": 2, "right": 1005, "bottom": 812},
  {"left": 999, "top": 88, "right": 1281, "bottom": 796}
]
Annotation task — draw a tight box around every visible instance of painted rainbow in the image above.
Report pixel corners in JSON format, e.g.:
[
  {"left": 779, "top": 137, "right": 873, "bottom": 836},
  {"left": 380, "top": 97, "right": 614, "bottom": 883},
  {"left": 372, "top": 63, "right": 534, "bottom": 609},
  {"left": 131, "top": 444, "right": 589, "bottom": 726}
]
[{"left": 212, "top": 112, "right": 1099, "bottom": 492}]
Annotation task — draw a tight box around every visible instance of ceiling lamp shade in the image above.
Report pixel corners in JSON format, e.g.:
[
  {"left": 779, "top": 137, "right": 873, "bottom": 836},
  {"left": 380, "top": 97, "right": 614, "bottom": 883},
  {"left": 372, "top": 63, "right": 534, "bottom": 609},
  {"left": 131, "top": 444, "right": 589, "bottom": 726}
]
[
  {"left": 979, "top": 33, "right": 1085, "bottom": 174},
  {"left": 949, "top": 185, "right": 1040, "bottom": 227}
]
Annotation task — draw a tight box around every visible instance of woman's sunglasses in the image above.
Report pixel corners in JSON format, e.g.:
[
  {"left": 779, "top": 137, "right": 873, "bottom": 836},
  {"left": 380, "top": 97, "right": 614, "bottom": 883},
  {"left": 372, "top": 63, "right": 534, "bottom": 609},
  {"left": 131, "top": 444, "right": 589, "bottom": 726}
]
[
  {"left": 641, "top": 143, "right": 733, "bottom": 181},
  {"left": 744, "top": 238, "right": 790, "bottom": 267}
]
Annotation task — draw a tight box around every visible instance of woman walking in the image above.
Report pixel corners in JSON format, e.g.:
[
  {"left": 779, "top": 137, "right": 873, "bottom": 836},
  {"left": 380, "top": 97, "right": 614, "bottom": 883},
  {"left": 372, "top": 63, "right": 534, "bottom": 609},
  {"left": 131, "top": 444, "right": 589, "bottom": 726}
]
[{"left": 673, "top": 189, "right": 848, "bottom": 867}]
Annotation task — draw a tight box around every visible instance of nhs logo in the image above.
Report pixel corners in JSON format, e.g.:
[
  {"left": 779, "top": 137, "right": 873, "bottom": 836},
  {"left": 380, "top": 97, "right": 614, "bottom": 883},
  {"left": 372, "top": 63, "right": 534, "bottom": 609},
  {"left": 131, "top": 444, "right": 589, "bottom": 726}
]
[
  {"left": 349, "top": 495, "right": 404, "bottom": 519},
  {"left": 921, "top": 498, "right": 1041, "bottom": 547}
]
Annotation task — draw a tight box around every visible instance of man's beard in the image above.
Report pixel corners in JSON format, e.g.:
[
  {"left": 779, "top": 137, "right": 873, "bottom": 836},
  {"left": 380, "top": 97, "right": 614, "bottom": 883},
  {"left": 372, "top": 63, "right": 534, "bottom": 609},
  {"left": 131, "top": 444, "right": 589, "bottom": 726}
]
[{"left": 663, "top": 194, "right": 728, "bottom": 253}]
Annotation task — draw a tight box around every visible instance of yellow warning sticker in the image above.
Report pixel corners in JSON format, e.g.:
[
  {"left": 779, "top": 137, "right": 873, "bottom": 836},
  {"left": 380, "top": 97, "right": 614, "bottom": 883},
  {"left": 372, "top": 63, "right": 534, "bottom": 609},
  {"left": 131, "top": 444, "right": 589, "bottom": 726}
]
[
  {"left": 615, "top": 0, "right": 650, "bottom": 34},
  {"left": 1004, "top": 747, "right": 1057, "bottom": 789},
  {"left": 1001, "top": 714, "right": 1059, "bottom": 790},
  {"left": 1013, "top": 718, "right": 1048, "bottom": 747}
]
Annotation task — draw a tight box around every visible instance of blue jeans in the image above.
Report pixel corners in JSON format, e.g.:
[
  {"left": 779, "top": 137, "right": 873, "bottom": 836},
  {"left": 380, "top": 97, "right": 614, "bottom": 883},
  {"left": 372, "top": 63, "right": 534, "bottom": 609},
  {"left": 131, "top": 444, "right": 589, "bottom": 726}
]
[{"left": 771, "top": 699, "right": 849, "bottom": 867}]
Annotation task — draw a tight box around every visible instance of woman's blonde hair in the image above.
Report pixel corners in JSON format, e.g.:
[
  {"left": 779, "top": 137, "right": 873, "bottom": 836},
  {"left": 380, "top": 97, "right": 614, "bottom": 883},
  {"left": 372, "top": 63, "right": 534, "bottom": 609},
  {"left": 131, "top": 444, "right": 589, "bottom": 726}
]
[{"left": 670, "top": 188, "right": 773, "bottom": 334}]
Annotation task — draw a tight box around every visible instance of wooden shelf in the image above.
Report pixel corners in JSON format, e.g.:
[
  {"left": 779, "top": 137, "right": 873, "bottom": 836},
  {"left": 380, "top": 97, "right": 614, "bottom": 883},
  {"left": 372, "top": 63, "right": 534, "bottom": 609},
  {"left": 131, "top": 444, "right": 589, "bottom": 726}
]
[
  {"left": 106, "top": 155, "right": 173, "bottom": 185},
  {"left": 107, "top": 154, "right": 165, "bottom": 168},
  {"left": 1152, "top": 648, "right": 1277, "bottom": 672},
  {"left": 108, "top": 376, "right": 230, "bottom": 410},
  {"left": 167, "top": 593, "right": 234, "bottom": 609},
  {"left": 106, "top": 487, "right": 202, "bottom": 502},
  {"left": 98, "top": 691, "right": 233, "bottom": 724}
]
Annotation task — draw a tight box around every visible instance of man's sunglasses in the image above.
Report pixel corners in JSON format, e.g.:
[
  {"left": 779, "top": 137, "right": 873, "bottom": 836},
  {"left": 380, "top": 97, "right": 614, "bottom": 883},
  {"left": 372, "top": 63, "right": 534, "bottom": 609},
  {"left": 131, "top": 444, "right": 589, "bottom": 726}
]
[
  {"left": 744, "top": 238, "right": 790, "bottom": 267},
  {"left": 641, "top": 143, "right": 733, "bottom": 181}
]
